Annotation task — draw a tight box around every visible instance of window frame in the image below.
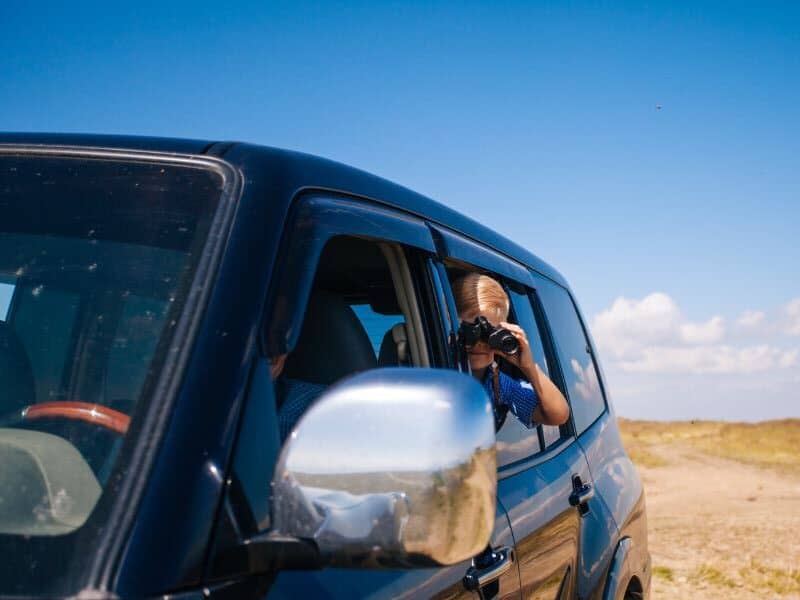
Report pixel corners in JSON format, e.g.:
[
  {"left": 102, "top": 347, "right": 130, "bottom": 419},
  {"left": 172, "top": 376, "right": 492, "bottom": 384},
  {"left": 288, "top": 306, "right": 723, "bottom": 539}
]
[
  {"left": 262, "top": 193, "right": 437, "bottom": 359},
  {"left": 426, "top": 226, "right": 580, "bottom": 472},
  {"left": 228, "top": 194, "right": 443, "bottom": 541}
]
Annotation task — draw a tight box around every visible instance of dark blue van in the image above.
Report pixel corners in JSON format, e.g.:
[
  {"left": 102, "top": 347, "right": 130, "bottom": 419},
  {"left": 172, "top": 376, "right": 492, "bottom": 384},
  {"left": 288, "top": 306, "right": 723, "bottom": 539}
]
[{"left": 0, "top": 135, "right": 650, "bottom": 599}]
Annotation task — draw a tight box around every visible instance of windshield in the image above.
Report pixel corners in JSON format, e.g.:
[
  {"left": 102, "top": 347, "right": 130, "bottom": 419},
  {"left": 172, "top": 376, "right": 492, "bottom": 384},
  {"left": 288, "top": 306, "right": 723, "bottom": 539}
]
[{"left": 0, "top": 153, "right": 223, "bottom": 548}]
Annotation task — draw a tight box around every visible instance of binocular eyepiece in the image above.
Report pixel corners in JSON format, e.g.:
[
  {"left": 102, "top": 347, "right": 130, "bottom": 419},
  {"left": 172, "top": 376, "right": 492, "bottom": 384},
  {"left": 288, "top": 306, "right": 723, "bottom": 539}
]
[{"left": 458, "top": 316, "right": 520, "bottom": 356}]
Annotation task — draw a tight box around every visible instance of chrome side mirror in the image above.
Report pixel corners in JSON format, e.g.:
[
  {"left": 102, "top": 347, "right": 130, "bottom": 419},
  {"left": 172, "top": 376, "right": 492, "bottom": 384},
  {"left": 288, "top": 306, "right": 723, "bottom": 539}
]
[{"left": 270, "top": 368, "right": 496, "bottom": 568}]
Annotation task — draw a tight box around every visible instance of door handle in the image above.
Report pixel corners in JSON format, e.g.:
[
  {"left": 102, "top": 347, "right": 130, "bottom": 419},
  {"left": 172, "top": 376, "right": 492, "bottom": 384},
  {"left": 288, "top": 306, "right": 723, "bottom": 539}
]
[
  {"left": 463, "top": 546, "right": 515, "bottom": 591},
  {"left": 569, "top": 475, "right": 594, "bottom": 515}
]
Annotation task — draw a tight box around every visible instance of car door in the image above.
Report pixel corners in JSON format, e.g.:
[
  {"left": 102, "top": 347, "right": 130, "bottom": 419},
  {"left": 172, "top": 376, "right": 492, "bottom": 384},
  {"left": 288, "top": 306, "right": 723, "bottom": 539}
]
[
  {"left": 501, "top": 282, "right": 597, "bottom": 600},
  {"left": 429, "top": 224, "right": 598, "bottom": 600},
  {"left": 534, "top": 275, "right": 624, "bottom": 599},
  {"left": 205, "top": 193, "right": 520, "bottom": 599}
]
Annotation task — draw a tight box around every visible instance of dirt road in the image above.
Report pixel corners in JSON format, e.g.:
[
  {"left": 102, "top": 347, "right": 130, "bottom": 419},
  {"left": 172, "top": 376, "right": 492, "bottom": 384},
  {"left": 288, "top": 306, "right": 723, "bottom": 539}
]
[{"left": 638, "top": 441, "right": 800, "bottom": 599}]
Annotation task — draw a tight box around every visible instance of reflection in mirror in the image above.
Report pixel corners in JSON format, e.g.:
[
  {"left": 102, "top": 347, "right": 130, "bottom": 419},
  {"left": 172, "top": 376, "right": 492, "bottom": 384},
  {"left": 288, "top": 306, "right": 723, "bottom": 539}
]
[{"left": 271, "top": 368, "right": 497, "bottom": 568}]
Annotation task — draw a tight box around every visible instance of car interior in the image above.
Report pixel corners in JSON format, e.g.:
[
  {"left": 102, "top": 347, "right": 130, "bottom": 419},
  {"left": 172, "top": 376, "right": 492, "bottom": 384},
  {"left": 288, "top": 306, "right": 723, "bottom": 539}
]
[
  {"left": 0, "top": 231, "right": 190, "bottom": 535},
  {"left": 282, "top": 236, "right": 428, "bottom": 393}
]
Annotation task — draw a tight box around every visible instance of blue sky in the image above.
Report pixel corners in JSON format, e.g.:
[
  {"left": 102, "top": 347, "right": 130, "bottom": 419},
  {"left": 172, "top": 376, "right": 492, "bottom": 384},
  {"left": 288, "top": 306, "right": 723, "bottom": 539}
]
[{"left": 1, "top": 1, "right": 798, "bottom": 420}]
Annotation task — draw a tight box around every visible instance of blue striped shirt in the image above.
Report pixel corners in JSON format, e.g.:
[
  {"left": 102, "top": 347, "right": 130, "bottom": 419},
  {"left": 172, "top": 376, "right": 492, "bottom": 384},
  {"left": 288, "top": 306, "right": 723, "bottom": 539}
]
[
  {"left": 483, "top": 365, "right": 539, "bottom": 430},
  {"left": 276, "top": 377, "right": 327, "bottom": 442},
  {"left": 275, "top": 366, "right": 539, "bottom": 442}
]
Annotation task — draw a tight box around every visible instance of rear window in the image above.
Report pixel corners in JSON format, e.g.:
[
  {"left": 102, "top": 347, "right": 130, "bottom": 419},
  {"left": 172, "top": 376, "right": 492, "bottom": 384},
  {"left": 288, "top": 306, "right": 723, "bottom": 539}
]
[{"left": 0, "top": 153, "right": 223, "bottom": 538}]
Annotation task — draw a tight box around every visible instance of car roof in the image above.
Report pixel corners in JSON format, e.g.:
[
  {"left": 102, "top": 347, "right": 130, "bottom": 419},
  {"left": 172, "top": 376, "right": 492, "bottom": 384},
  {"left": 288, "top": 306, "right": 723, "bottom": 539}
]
[{"left": 0, "top": 132, "right": 568, "bottom": 288}]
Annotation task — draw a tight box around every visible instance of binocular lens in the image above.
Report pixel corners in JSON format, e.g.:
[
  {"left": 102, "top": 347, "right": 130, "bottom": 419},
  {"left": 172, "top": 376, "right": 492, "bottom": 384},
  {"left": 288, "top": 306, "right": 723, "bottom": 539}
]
[{"left": 459, "top": 317, "right": 520, "bottom": 355}]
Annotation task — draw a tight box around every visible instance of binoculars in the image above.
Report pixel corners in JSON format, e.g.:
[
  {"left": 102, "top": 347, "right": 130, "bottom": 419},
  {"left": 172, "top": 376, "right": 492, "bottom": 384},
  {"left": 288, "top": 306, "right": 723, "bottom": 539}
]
[{"left": 458, "top": 316, "right": 520, "bottom": 356}]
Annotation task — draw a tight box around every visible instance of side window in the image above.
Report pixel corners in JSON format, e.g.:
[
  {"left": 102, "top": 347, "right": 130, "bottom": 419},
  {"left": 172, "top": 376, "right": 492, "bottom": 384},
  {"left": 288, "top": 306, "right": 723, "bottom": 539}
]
[
  {"left": 350, "top": 304, "right": 405, "bottom": 360},
  {"left": 536, "top": 278, "right": 606, "bottom": 435},
  {"left": 275, "top": 236, "right": 432, "bottom": 440},
  {"left": 497, "top": 285, "right": 566, "bottom": 465},
  {"left": 443, "top": 265, "right": 559, "bottom": 466},
  {"left": 496, "top": 285, "right": 544, "bottom": 464}
]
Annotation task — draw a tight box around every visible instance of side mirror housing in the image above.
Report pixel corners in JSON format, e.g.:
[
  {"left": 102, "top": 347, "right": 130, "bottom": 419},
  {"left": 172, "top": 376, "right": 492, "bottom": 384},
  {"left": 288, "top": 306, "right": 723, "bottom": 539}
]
[{"left": 263, "top": 368, "right": 496, "bottom": 569}]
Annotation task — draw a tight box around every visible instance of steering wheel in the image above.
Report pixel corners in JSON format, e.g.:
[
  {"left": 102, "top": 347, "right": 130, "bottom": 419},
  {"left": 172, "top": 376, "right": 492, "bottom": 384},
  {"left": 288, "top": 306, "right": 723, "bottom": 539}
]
[{"left": 22, "top": 401, "right": 130, "bottom": 435}]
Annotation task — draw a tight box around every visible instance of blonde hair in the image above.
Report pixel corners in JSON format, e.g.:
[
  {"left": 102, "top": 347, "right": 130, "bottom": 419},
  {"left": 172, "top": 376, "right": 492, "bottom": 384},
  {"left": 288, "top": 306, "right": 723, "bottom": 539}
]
[
  {"left": 452, "top": 273, "right": 510, "bottom": 323},
  {"left": 452, "top": 272, "right": 509, "bottom": 412}
]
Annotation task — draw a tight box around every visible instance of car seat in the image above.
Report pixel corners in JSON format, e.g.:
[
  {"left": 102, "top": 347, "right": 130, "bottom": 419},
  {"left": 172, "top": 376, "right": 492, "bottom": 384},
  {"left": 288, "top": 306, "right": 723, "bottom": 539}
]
[
  {"left": 283, "top": 290, "right": 377, "bottom": 386},
  {"left": 378, "top": 322, "right": 410, "bottom": 367}
]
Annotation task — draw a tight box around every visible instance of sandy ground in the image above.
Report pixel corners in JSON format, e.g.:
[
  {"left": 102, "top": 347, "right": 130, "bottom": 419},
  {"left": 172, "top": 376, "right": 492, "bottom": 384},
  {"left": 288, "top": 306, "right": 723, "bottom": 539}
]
[{"left": 639, "top": 442, "right": 800, "bottom": 599}]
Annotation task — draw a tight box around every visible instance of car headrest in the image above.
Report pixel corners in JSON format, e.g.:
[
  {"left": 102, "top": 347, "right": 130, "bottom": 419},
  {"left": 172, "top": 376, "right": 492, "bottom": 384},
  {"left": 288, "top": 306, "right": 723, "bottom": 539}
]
[
  {"left": 283, "top": 290, "right": 377, "bottom": 386},
  {"left": 0, "top": 321, "right": 36, "bottom": 416},
  {"left": 378, "top": 322, "right": 410, "bottom": 367}
]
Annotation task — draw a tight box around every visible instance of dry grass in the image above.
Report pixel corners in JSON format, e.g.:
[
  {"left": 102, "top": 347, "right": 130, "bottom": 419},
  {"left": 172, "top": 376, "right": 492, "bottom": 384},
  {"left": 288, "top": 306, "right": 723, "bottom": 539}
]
[
  {"left": 691, "top": 564, "right": 737, "bottom": 588},
  {"left": 739, "top": 559, "right": 800, "bottom": 596},
  {"left": 618, "top": 417, "right": 800, "bottom": 599},
  {"left": 652, "top": 565, "right": 675, "bottom": 582},
  {"left": 618, "top": 418, "right": 800, "bottom": 475},
  {"left": 625, "top": 445, "right": 669, "bottom": 468}
]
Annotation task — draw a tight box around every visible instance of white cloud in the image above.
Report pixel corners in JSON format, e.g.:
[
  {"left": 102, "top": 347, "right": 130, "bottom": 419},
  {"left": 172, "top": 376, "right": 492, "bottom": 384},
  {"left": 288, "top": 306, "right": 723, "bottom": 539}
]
[
  {"left": 592, "top": 292, "right": 681, "bottom": 358},
  {"left": 785, "top": 298, "right": 800, "bottom": 336},
  {"left": 618, "top": 344, "right": 796, "bottom": 374},
  {"left": 779, "top": 349, "right": 799, "bottom": 368},
  {"left": 679, "top": 316, "right": 725, "bottom": 344},
  {"left": 592, "top": 293, "right": 799, "bottom": 376},
  {"left": 570, "top": 357, "right": 601, "bottom": 400},
  {"left": 736, "top": 309, "right": 766, "bottom": 329}
]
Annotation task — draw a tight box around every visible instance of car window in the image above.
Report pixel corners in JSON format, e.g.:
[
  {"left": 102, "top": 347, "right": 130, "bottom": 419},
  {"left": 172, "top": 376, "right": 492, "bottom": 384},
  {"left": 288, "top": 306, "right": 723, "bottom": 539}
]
[
  {"left": 8, "top": 283, "right": 80, "bottom": 404},
  {"left": 275, "top": 236, "right": 430, "bottom": 440},
  {"left": 524, "top": 288, "right": 570, "bottom": 450},
  {"left": 493, "top": 286, "right": 544, "bottom": 464},
  {"left": 227, "top": 204, "right": 440, "bottom": 545},
  {"left": 351, "top": 303, "right": 405, "bottom": 358},
  {"left": 441, "top": 265, "right": 554, "bottom": 465},
  {"left": 535, "top": 277, "right": 606, "bottom": 435}
]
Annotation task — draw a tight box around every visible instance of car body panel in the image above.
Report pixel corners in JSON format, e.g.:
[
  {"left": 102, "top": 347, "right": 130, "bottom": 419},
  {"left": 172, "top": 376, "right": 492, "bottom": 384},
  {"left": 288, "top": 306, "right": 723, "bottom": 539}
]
[
  {"left": 578, "top": 416, "right": 650, "bottom": 599},
  {"left": 0, "top": 135, "right": 648, "bottom": 599},
  {"left": 498, "top": 440, "right": 586, "bottom": 599},
  {"left": 264, "top": 503, "right": 519, "bottom": 600}
]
